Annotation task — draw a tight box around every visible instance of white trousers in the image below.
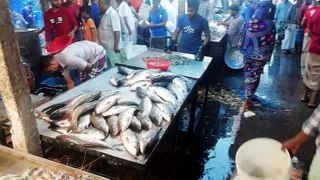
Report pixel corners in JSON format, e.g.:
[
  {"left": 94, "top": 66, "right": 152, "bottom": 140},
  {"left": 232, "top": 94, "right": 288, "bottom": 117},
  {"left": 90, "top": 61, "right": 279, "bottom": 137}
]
[{"left": 281, "top": 24, "right": 297, "bottom": 50}]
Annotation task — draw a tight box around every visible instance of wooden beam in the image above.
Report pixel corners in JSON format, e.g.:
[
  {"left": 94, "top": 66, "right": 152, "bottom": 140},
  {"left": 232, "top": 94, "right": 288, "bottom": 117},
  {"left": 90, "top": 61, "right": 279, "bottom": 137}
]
[{"left": 0, "top": 1, "right": 42, "bottom": 156}]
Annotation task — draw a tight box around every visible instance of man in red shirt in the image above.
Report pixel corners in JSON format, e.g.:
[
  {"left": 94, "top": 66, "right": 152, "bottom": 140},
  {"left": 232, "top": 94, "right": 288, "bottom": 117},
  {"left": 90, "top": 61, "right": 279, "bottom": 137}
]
[
  {"left": 301, "top": 7, "right": 320, "bottom": 108},
  {"left": 300, "top": 1, "right": 320, "bottom": 76},
  {"left": 43, "top": 0, "right": 78, "bottom": 44}
]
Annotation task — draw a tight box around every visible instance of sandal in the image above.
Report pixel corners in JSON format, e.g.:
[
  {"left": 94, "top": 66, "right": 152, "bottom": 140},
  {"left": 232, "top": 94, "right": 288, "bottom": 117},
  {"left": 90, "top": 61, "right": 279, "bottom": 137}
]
[
  {"left": 300, "top": 96, "right": 308, "bottom": 102},
  {"left": 307, "top": 104, "right": 318, "bottom": 108}
]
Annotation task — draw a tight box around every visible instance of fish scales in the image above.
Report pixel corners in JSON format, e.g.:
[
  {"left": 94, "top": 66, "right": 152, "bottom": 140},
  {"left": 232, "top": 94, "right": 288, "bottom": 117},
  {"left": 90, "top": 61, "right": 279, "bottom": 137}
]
[
  {"left": 121, "top": 129, "right": 140, "bottom": 157},
  {"left": 118, "top": 107, "right": 136, "bottom": 132},
  {"left": 106, "top": 115, "right": 120, "bottom": 136},
  {"left": 91, "top": 111, "right": 109, "bottom": 137}
]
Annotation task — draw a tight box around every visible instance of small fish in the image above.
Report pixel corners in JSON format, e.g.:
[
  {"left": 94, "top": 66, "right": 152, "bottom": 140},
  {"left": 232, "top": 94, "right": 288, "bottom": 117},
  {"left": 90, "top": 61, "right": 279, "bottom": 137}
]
[
  {"left": 81, "top": 127, "right": 106, "bottom": 140},
  {"left": 95, "top": 94, "right": 120, "bottom": 114},
  {"left": 106, "top": 115, "right": 120, "bottom": 136},
  {"left": 56, "top": 134, "right": 114, "bottom": 149},
  {"left": 118, "top": 107, "right": 136, "bottom": 132},
  {"left": 77, "top": 114, "right": 91, "bottom": 132},
  {"left": 149, "top": 105, "right": 163, "bottom": 126},
  {"left": 91, "top": 111, "right": 109, "bottom": 137},
  {"left": 109, "top": 75, "right": 126, "bottom": 87},
  {"left": 102, "top": 105, "right": 132, "bottom": 117},
  {"left": 121, "top": 129, "right": 140, "bottom": 157},
  {"left": 130, "top": 116, "right": 142, "bottom": 132},
  {"left": 140, "top": 128, "right": 162, "bottom": 155}
]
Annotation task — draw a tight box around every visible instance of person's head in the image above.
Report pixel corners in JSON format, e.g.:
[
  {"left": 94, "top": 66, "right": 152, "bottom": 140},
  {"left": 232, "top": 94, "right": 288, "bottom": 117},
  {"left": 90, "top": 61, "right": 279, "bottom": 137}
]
[
  {"left": 187, "top": 0, "right": 200, "bottom": 18},
  {"left": 296, "top": 0, "right": 303, "bottom": 5},
  {"left": 80, "top": 5, "right": 91, "bottom": 18},
  {"left": 252, "top": 1, "right": 271, "bottom": 21},
  {"left": 38, "top": 55, "right": 61, "bottom": 73},
  {"left": 229, "top": 4, "right": 239, "bottom": 16},
  {"left": 26, "top": 1, "right": 33, "bottom": 9},
  {"left": 50, "top": 0, "right": 62, "bottom": 8},
  {"left": 98, "top": 0, "right": 110, "bottom": 11},
  {"left": 152, "top": 0, "right": 161, "bottom": 11}
]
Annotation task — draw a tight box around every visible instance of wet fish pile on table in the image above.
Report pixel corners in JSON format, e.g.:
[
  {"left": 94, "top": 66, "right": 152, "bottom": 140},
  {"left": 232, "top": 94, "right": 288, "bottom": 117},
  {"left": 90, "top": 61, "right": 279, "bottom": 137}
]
[
  {"left": 0, "top": 167, "right": 93, "bottom": 180},
  {"left": 142, "top": 54, "right": 193, "bottom": 66},
  {"left": 35, "top": 67, "right": 193, "bottom": 158}
]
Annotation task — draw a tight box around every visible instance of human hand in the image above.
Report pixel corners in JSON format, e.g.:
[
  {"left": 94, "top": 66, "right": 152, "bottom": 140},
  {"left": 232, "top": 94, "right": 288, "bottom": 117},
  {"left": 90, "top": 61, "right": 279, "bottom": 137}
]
[
  {"left": 114, "top": 46, "right": 120, "bottom": 53},
  {"left": 281, "top": 139, "right": 301, "bottom": 155},
  {"left": 195, "top": 45, "right": 204, "bottom": 61},
  {"left": 164, "top": 39, "right": 176, "bottom": 52}
]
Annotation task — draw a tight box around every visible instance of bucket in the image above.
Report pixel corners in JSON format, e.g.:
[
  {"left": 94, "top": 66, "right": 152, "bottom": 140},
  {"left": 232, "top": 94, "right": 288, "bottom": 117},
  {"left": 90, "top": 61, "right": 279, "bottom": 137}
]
[{"left": 235, "top": 138, "right": 292, "bottom": 180}]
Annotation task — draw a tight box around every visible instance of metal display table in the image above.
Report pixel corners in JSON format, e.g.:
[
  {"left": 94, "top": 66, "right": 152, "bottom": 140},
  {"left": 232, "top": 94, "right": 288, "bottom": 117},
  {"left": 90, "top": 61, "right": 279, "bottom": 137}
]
[{"left": 116, "top": 49, "right": 213, "bottom": 79}]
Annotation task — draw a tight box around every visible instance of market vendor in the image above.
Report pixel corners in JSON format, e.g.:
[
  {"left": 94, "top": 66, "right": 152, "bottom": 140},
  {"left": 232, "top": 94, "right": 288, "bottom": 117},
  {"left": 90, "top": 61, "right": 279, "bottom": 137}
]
[
  {"left": 37, "top": 40, "right": 106, "bottom": 89},
  {"left": 164, "top": 0, "right": 210, "bottom": 61}
]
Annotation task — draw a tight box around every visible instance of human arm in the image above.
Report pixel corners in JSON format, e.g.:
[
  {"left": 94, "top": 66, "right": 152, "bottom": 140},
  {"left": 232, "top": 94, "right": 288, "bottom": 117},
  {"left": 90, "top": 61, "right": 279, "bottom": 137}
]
[
  {"left": 123, "top": 17, "right": 132, "bottom": 35},
  {"left": 87, "top": 19, "right": 98, "bottom": 42},
  {"left": 282, "top": 107, "right": 320, "bottom": 154},
  {"left": 63, "top": 70, "right": 76, "bottom": 89},
  {"left": 300, "top": 16, "right": 307, "bottom": 27},
  {"left": 114, "top": 31, "right": 121, "bottom": 53}
]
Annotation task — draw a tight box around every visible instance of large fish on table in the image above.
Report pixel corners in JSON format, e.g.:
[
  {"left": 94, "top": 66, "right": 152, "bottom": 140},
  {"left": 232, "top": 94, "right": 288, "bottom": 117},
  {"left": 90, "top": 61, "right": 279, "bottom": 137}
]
[
  {"left": 34, "top": 110, "right": 70, "bottom": 128},
  {"left": 149, "top": 86, "right": 177, "bottom": 105},
  {"left": 91, "top": 111, "right": 109, "bottom": 137},
  {"left": 139, "top": 97, "right": 152, "bottom": 116},
  {"left": 167, "top": 83, "right": 186, "bottom": 104},
  {"left": 109, "top": 74, "right": 126, "bottom": 87},
  {"left": 136, "top": 111, "right": 153, "bottom": 131},
  {"left": 130, "top": 116, "right": 142, "bottom": 132},
  {"left": 121, "top": 129, "right": 140, "bottom": 157},
  {"left": 172, "top": 77, "right": 188, "bottom": 93},
  {"left": 68, "top": 101, "right": 98, "bottom": 133},
  {"left": 41, "top": 99, "right": 71, "bottom": 115},
  {"left": 117, "top": 66, "right": 135, "bottom": 76},
  {"left": 49, "top": 105, "right": 69, "bottom": 120},
  {"left": 106, "top": 115, "right": 120, "bottom": 136},
  {"left": 149, "top": 105, "right": 163, "bottom": 126},
  {"left": 102, "top": 105, "right": 132, "bottom": 117},
  {"left": 151, "top": 72, "right": 177, "bottom": 84},
  {"left": 156, "top": 103, "right": 174, "bottom": 122},
  {"left": 140, "top": 128, "right": 162, "bottom": 155},
  {"left": 136, "top": 86, "right": 164, "bottom": 103},
  {"left": 124, "top": 70, "right": 154, "bottom": 86},
  {"left": 76, "top": 114, "right": 91, "bottom": 132},
  {"left": 56, "top": 134, "right": 114, "bottom": 149},
  {"left": 95, "top": 94, "right": 120, "bottom": 114},
  {"left": 118, "top": 107, "right": 136, "bottom": 132},
  {"left": 63, "top": 91, "right": 101, "bottom": 121},
  {"left": 81, "top": 127, "right": 106, "bottom": 140}
]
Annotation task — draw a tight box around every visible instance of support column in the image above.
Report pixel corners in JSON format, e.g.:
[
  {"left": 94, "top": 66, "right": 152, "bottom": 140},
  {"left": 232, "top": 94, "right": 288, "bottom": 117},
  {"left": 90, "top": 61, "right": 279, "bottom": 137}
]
[{"left": 0, "top": 1, "right": 42, "bottom": 156}]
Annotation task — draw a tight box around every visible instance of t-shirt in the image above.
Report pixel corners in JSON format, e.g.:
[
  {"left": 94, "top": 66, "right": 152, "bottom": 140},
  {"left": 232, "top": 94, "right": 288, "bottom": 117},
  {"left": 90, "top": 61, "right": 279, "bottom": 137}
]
[
  {"left": 303, "top": 7, "right": 319, "bottom": 33},
  {"left": 309, "top": 10, "right": 320, "bottom": 55},
  {"left": 98, "top": 7, "right": 121, "bottom": 51},
  {"left": 90, "top": 2, "right": 101, "bottom": 27},
  {"left": 177, "top": 14, "right": 209, "bottom": 54},
  {"left": 148, "top": 6, "right": 168, "bottom": 37},
  {"left": 21, "top": 7, "right": 34, "bottom": 25},
  {"left": 83, "top": 18, "right": 96, "bottom": 41},
  {"left": 44, "top": 7, "right": 78, "bottom": 42},
  {"left": 55, "top": 40, "right": 106, "bottom": 71}
]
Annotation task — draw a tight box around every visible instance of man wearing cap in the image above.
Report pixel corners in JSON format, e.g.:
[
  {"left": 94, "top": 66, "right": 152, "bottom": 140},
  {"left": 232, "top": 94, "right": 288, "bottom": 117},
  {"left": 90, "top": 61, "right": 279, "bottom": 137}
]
[
  {"left": 218, "top": 4, "right": 244, "bottom": 46},
  {"left": 21, "top": 1, "right": 38, "bottom": 29},
  {"left": 37, "top": 40, "right": 106, "bottom": 89},
  {"left": 164, "top": 0, "right": 210, "bottom": 61}
]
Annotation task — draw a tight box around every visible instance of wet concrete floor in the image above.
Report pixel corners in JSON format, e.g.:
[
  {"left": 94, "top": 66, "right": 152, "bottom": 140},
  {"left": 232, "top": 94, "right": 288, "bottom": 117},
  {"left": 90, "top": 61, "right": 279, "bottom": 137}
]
[{"left": 163, "top": 46, "right": 317, "bottom": 179}]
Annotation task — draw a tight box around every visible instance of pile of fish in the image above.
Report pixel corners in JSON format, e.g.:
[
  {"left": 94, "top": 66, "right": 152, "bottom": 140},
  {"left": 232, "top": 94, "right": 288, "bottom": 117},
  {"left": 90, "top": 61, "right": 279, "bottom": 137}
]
[
  {"left": 35, "top": 67, "right": 193, "bottom": 158},
  {"left": 0, "top": 167, "right": 94, "bottom": 180}
]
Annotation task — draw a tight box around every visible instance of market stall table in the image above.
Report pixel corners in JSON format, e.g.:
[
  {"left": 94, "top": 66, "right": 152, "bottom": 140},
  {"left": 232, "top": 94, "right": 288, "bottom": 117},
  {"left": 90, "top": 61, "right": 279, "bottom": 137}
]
[{"left": 34, "top": 66, "right": 198, "bottom": 170}]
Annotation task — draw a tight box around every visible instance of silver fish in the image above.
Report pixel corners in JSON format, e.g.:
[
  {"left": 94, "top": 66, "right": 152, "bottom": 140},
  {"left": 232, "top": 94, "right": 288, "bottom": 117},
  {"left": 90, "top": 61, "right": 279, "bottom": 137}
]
[
  {"left": 136, "top": 111, "right": 153, "bottom": 131},
  {"left": 149, "top": 86, "right": 177, "bottom": 105},
  {"left": 41, "top": 99, "right": 71, "bottom": 115},
  {"left": 49, "top": 105, "right": 69, "bottom": 120},
  {"left": 118, "top": 66, "right": 134, "bottom": 76},
  {"left": 81, "top": 127, "right": 106, "bottom": 140},
  {"left": 109, "top": 75, "right": 126, "bottom": 87},
  {"left": 136, "top": 86, "right": 164, "bottom": 103},
  {"left": 121, "top": 129, "right": 140, "bottom": 157},
  {"left": 91, "top": 111, "right": 109, "bottom": 137},
  {"left": 56, "top": 134, "right": 113, "bottom": 148},
  {"left": 117, "top": 99, "right": 140, "bottom": 106},
  {"left": 77, "top": 114, "right": 91, "bottom": 131},
  {"left": 130, "top": 116, "right": 142, "bottom": 132},
  {"left": 139, "top": 128, "right": 162, "bottom": 155},
  {"left": 34, "top": 110, "right": 70, "bottom": 128},
  {"left": 102, "top": 105, "right": 132, "bottom": 117},
  {"left": 139, "top": 97, "right": 152, "bottom": 116},
  {"left": 151, "top": 72, "right": 177, "bottom": 83},
  {"left": 156, "top": 103, "right": 173, "bottom": 122},
  {"left": 130, "top": 80, "right": 151, "bottom": 91},
  {"left": 125, "top": 70, "right": 152, "bottom": 86},
  {"left": 95, "top": 95, "right": 121, "bottom": 114},
  {"left": 126, "top": 69, "right": 140, "bottom": 80},
  {"left": 63, "top": 91, "right": 101, "bottom": 121},
  {"left": 68, "top": 101, "right": 98, "bottom": 133},
  {"left": 149, "top": 105, "right": 163, "bottom": 126},
  {"left": 172, "top": 77, "right": 188, "bottom": 93},
  {"left": 167, "top": 83, "right": 186, "bottom": 104},
  {"left": 118, "top": 107, "right": 136, "bottom": 132},
  {"left": 106, "top": 115, "right": 120, "bottom": 136}
]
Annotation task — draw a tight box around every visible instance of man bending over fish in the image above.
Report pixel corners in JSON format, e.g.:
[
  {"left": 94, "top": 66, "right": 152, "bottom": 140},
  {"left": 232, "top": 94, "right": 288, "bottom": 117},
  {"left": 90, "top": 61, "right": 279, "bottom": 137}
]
[{"left": 38, "top": 40, "right": 107, "bottom": 89}]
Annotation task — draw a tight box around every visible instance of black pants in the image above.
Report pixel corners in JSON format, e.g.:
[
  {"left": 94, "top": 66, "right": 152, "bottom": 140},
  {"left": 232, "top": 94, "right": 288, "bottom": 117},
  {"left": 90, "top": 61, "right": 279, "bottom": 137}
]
[{"left": 150, "top": 37, "right": 166, "bottom": 49}]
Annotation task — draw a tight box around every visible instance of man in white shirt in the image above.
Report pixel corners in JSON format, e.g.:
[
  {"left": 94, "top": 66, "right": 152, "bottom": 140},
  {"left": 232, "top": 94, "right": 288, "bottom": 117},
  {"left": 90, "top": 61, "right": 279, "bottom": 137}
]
[
  {"left": 38, "top": 40, "right": 106, "bottom": 89},
  {"left": 116, "top": 0, "right": 136, "bottom": 46}
]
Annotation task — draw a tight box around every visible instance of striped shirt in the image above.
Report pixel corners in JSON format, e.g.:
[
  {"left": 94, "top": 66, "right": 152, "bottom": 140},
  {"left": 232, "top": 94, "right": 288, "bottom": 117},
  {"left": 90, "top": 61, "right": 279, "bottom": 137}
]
[{"left": 302, "top": 106, "right": 320, "bottom": 148}]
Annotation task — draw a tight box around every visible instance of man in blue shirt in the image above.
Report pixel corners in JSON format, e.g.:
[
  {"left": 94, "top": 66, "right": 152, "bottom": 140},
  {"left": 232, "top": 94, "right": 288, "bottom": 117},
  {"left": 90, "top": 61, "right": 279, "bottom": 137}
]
[
  {"left": 21, "top": 1, "right": 38, "bottom": 29},
  {"left": 274, "top": 0, "right": 292, "bottom": 43},
  {"left": 148, "top": 0, "right": 168, "bottom": 49},
  {"left": 164, "top": 0, "right": 210, "bottom": 61}
]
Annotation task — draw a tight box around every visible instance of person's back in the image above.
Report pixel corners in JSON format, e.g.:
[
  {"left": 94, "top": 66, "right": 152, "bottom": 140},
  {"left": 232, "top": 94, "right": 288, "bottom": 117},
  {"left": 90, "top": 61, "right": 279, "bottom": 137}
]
[
  {"left": 275, "top": 1, "right": 292, "bottom": 22},
  {"left": 90, "top": 1, "right": 101, "bottom": 27}
]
